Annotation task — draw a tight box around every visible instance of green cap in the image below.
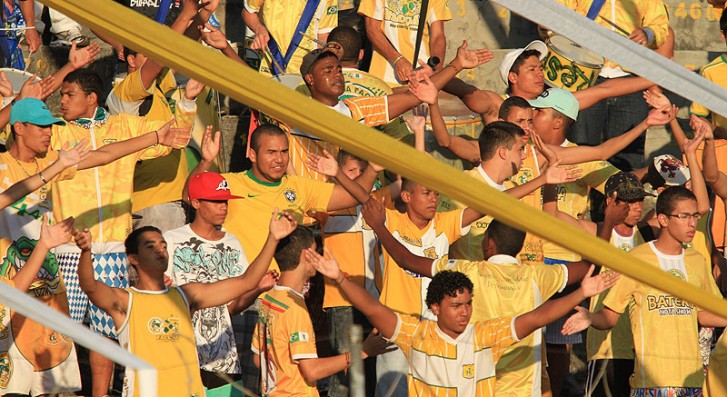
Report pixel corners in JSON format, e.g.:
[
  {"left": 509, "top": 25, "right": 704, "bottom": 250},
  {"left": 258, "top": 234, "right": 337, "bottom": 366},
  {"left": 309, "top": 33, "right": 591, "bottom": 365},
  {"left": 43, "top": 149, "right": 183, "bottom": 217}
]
[
  {"left": 528, "top": 88, "right": 579, "bottom": 121},
  {"left": 10, "top": 98, "right": 66, "bottom": 126}
]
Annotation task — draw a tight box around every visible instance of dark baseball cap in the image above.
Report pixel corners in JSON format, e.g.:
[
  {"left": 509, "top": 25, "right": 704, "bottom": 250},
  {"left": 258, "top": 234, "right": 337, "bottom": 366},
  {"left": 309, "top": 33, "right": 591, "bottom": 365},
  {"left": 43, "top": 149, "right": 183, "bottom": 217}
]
[
  {"left": 605, "top": 172, "right": 652, "bottom": 202},
  {"left": 299, "top": 43, "right": 343, "bottom": 76}
]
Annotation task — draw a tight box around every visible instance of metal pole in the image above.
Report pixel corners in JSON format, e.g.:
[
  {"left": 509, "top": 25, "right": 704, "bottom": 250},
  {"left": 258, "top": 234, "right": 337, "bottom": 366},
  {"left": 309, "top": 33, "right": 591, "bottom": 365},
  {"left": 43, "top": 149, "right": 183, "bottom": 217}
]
[{"left": 348, "top": 325, "right": 365, "bottom": 397}]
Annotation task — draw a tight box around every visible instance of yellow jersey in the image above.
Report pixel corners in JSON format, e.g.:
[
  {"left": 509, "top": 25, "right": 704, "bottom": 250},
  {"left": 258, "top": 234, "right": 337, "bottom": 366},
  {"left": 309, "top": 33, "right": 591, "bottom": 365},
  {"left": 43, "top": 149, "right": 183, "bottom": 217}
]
[
  {"left": 50, "top": 111, "right": 193, "bottom": 245},
  {"left": 545, "top": 141, "right": 618, "bottom": 261},
  {"left": 244, "top": 0, "right": 338, "bottom": 76},
  {"left": 117, "top": 287, "right": 205, "bottom": 397},
  {"left": 222, "top": 171, "right": 334, "bottom": 272},
  {"left": 704, "top": 331, "right": 727, "bottom": 397},
  {"left": 690, "top": 54, "right": 727, "bottom": 129},
  {"left": 433, "top": 256, "right": 566, "bottom": 397},
  {"left": 602, "top": 242, "right": 722, "bottom": 388},
  {"left": 252, "top": 286, "right": 319, "bottom": 397},
  {"left": 358, "top": 0, "right": 452, "bottom": 85},
  {"left": 380, "top": 208, "right": 468, "bottom": 318},
  {"left": 391, "top": 314, "right": 518, "bottom": 396}
]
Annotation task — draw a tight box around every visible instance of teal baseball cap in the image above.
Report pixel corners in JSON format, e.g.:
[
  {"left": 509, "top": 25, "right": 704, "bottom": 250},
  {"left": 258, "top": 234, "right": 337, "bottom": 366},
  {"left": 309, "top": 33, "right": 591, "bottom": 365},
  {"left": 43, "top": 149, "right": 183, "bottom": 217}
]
[
  {"left": 10, "top": 98, "right": 66, "bottom": 126},
  {"left": 529, "top": 88, "right": 579, "bottom": 121}
]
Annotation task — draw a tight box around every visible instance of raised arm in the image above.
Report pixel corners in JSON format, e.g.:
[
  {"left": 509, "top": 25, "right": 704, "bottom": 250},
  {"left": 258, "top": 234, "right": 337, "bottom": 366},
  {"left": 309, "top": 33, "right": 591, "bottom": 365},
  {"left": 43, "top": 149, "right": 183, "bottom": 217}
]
[
  {"left": 13, "top": 216, "right": 74, "bottom": 291},
  {"left": 182, "top": 209, "right": 296, "bottom": 311},
  {"left": 307, "top": 246, "right": 399, "bottom": 339},
  {"left": 682, "top": 130, "right": 711, "bottom": 215},
  {"left": 184, "top": 126, "right": 220, "bottom": 203},
  {"left": 307, "top": 150, "right": 371, "bottom": 204},
  {"left": 514, "top": 265, "right": 619, "bottom": 339},
  {"left": 693, "top": 116, "right": 727, "bottom": 201},
  {"left": 44, "top": 42, "right": 101, "bottom": 100},
  {"left": 73, "top": 228, "right": 129, "bottom": 327},
  {"left": 428, "top": 93, "right": 480, "bottom": 163},
  {"left": 361, "top": 198, "right": 435, "bottom": 277},
  {"left": 77, "top": 119, "right": 190, "bottom": 170},
  {"left": 199, "top": 23, "right": 248, "bottom": 66},
  {"left": 326, "top": 161, "right": 379, "bottom": 210},
  {"left": 574, "top": 76, "right": 653, "bottom": 110}
]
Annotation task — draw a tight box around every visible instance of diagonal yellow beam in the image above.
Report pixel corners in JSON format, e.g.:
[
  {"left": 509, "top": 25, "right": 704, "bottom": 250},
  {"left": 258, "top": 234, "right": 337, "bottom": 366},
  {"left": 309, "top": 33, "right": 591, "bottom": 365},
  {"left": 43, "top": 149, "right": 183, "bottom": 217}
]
[{"left": 40, "top": 0, "right": 727, "bottom": 318}]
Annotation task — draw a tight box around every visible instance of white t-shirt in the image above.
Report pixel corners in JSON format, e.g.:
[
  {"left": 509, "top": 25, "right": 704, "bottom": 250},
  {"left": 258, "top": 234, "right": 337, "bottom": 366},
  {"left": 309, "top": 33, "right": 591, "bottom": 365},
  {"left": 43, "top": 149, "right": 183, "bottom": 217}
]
[{"left": 164, "top": 224, "right": 249, "bottom": 374}]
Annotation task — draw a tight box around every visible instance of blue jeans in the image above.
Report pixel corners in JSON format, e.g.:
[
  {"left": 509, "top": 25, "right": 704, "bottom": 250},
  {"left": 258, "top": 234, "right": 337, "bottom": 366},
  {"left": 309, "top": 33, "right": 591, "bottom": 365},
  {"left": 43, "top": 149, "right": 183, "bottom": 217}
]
[{"left": 567, "top": 76, "right": 650, "bottom": 171}]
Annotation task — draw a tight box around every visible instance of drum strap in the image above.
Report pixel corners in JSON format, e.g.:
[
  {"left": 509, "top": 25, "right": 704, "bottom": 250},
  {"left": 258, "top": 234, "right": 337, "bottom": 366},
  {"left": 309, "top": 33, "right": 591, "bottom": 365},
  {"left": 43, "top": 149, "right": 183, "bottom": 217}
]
[
  {"left": 154, "top": 0, "right": 175, "bottom": 24},
  {"left": 412, "top": 0, "right": 430, "bottom": 66},
  {"left": 267, "top": 0, "right": 321, "bottom": 75},
  {"left": 585, "top": 0, "right": 606, "bottom": 20}
]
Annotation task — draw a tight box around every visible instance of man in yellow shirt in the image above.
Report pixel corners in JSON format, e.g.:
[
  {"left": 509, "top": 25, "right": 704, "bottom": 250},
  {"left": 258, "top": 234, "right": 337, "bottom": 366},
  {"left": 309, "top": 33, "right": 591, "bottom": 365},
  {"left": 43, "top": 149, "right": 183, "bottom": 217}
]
[
  {"left": 563, "top": 186, "right": 727, "bottom": 395},
  {"left": 358, "top": 0, "right": 451, "bottom": 86},
  {"left": 72, "top": 208, "right": 296, "bottom": 397},
  {"left": 307, "top": 233, "right": 617, "bottom": 397},
  {"left": 243, "top": 0, "right": 338, "bottom": 76}
]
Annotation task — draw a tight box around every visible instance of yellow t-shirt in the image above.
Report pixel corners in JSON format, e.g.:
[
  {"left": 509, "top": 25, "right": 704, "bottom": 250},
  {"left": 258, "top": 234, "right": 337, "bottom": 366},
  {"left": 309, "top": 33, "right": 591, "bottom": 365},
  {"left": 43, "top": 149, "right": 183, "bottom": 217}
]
[
  {"left": 380, "top": 208, "right": 468, "bottom": 318},
  {"left": 358, "top": 0, "right": 452, "bottom": 85},
  {"left": 252, "top": 286, "right": 319, "bottom": 397},
  {"left": 391, "top": 314, "right": 518, "bottom": 396},
  {"left": 555, "top": 0, "right": 669, "bottom": 69},
  {"left": 704, "top": 331, "right": 727, "bottom": 397},
  {"left": 690, "top": 55, "right": 727, "bottom": 129},
  {"left": 586, "top": 227, "right": 643, "bottom": 361},
  {"left": 50, "top": 113, "right": 176, "bottom": 244},
  {"left": 545, "top": 142, "right": 618, "bottom": 261},
  {"left": 433, "top": 256, "right": 566, "bottom": 397},
  {"left": 222, "top": 171, "right": 334, "bottom": 272},
  {"left": 244, "top": 0, "right": 338, "bottom": 76},
  {"left": 602, "top": 242, "right": 722, "bottom": 389},
  {"left": 117, "top": 287, "right": 205, "bottom": 397}
]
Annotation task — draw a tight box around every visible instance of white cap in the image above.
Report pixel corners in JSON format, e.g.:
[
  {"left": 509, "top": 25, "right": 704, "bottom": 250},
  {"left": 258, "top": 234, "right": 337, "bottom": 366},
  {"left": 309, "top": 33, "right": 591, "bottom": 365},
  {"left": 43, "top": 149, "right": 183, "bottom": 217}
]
[{"left": 499, "top": 40, "right": 549, "bottom": 84}]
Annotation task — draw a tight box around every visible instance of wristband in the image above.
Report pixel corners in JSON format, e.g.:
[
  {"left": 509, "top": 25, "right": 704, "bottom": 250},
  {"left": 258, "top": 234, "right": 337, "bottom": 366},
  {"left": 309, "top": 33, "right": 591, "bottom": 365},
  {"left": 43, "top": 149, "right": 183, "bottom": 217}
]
[
  {"left": 155, "top": 130, "right": 160, "bottom": 145},
  {"left": 393, "top": 55, "right": 405, "bottom": 65},
  {"left": 445, "top": 63, "right": 461, "bottom": 74},
  {"left": 38, "top": 171, "right": 47, "bottom": 184},
  {"left": 343, "top": 352, "right": 350, "bottom": 375}
]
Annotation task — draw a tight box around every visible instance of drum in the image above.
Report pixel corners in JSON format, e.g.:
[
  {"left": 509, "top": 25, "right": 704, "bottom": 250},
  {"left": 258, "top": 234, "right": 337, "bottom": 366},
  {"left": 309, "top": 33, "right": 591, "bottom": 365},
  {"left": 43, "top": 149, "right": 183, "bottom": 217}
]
[
  {"left": 0, "top": 68, "right": 40, "bottom": 94},
  {"left": 543, "top": 35, "right": 604, "bottom": 92}
]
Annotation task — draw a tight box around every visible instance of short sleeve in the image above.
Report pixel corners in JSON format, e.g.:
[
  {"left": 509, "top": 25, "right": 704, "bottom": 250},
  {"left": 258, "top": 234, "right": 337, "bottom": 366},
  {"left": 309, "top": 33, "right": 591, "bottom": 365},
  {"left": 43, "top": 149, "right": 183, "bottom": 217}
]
[
  {"left": 389, "top": 313, "right": 419, "bottom": 358},
  {"left": 244, "top": 0, "right": 264, "bottom": 14},
  {"left": 299, "top": 177, "right": 335, "bottom": 213},
  {"left": 428, "top": 0, "right": 452, "bottom": 23},
  {"left": 343, "top": 97, "right": 390, "bottom": 127},
  {"left": 580, "top": 161, "right": 619, "bottom": 194},
  {"left": 357, "top": 0, "right": 382, "bottom": 19},
  {"left": 438, "top": 208, "right": 470, "bottom": 243},
  {"left": 475, "top": 317, "right": 518, "bottom": 362},
  {"left": 288, "top": 306, "right": 318, "bottom": 362},
  {"left": 601, "top": 276, "right": 636, "bottom": 314},
  {"left": 691, "top": 67, "right": 713, "bottom": 117},
  {"left": 535, "top": 264, "right": 568, "bottom": 299},
  {"left": 106, "top": 68, "right": 153, "bottom": 116}
]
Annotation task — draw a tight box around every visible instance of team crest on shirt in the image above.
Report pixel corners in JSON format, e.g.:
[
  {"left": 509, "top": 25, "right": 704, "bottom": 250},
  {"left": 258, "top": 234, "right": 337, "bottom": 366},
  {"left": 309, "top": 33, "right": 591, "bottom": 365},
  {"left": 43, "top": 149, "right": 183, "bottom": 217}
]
[
  {"left": 284, "top": 189, "right": 297, "bottom": 203},
  {"left": 462, "top": 364, "right": 474, "bottom": 379},
  {"left": 147, "top": 316, "right": 181, "bottom": 341},
  {"left": 0, "top": 352, "right": 11, "bottom": 388},
  {"left": 103, "top": 138, "right": 118, "bottom": 145},
  {"left": 290, "top": 331, "right": 310, "bottom": 343},
  {"left": 423, "top": 247, "right": 437, "bottom": 259}
]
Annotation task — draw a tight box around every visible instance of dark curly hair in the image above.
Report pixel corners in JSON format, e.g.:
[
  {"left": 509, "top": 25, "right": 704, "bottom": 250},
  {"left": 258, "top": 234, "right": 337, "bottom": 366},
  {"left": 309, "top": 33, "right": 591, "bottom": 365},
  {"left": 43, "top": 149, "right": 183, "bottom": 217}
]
[{"left": 425, "top": 271, "right": 473, "bottom": 307}]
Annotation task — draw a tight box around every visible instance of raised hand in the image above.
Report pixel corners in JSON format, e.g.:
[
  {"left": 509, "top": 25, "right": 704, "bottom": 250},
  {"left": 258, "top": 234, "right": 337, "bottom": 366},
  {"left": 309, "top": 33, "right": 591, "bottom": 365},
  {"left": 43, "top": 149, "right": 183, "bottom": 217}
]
[
  {"left": 361, "top": 330, "right": 397, "bottom": 359},
  {"left": 531, "top": 131, "right": 558, "bottom": 166},
  {"left": 39, "top": 216, "right": 74, "bottom": 251},
  {"left": 306, "top": 150, "right": 338, "bottom": 177},
  {"left": 200, "top": 23, "right": 230, "bottom": 50},
  {"left": 543, "top": 160, "right": 582, "bottom": 184},
  {"left": 305, "top": 247, "right": 343, "bottom": 281},
  {"left": 269, "top": 208, "right": 297, "bottom": 240},
  {"left": 643, "top": 88, "right": 670, "bottom": 110},
  {"left": 59, "top": 140, "right": 91, "bottom": 168},
  {"left": 361, "top": 197, "right": 386, "bottom": 229},
  {"left": 69, "top": 41, "right": 101, "bottom": 70},
  {"left": 454, "top": 41, "right": 494, "bottom": 70},
  {"left": 409, "top": 74, "right": 438, "bottom": 105},
  {"left": 73, "top": 227, "right": 93, "bottom": 252},
  {"left": 690, "top": 115, "right": 715, "bottom": 141},
  {"left": 580, "top": 265, "right": 620, "bottom": 298},
  {"left": 0, "top": 72, "right": 13, "bottom": 97},
  {"left": 257, "top": 270, "right": 280, "bottom": 292},
  {"left": 405, "top": 105, "right": 427, "bottom": 134},
  {"left": 645, "top": 105, "right": 672, "bottom": 127},
  {"left": 200, "top": 125, "right": 222, "bottom": 162},
  {"left": 156, "top": 119, "right": 192, "bottom": 149},
  {"left": 561, "top": 306, "right": 592, "bottom": 335},
  {"left": 603, "top": 192, "right": 629, "bottom": 226},
  {"left": 184, "top": 79, "right": 206, "bottom": 101},
  {"left": 682, "top": 129, "right": 706, "bottom": 155}
]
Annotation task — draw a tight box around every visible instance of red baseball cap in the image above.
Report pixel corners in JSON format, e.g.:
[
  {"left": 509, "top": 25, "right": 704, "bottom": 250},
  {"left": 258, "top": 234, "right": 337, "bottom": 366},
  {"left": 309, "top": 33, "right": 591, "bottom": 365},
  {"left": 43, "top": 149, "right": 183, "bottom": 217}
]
[{"left": 188, "top": 172, "right": 243, "bottom": 201}]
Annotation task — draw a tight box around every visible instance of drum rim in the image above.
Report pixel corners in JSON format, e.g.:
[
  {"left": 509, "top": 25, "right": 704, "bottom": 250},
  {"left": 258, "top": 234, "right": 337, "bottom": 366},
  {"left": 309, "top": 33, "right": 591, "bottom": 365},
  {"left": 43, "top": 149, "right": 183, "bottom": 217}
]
[{"left": 546, "top": 35, "right": 604, "bottom": 69}]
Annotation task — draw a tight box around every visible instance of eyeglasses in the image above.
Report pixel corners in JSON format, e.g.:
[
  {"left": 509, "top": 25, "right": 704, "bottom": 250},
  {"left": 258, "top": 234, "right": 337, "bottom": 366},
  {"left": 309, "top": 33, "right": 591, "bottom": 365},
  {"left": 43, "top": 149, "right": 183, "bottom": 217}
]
[{"left": 666, "top": 212, "right": 701, "bottom": 220}]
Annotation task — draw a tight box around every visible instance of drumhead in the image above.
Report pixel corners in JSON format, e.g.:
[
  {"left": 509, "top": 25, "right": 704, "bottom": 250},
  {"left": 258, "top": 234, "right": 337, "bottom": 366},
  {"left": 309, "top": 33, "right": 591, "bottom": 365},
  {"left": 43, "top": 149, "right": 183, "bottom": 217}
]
[
  {"left": 547, "top": 35, "right": 604, "bottom": 68},
  {"left": 0, "top": 68, "right": 40, "bottom": 94},
  {"left": 273, "top": 73, "right": 308, "bottom": 94}
]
